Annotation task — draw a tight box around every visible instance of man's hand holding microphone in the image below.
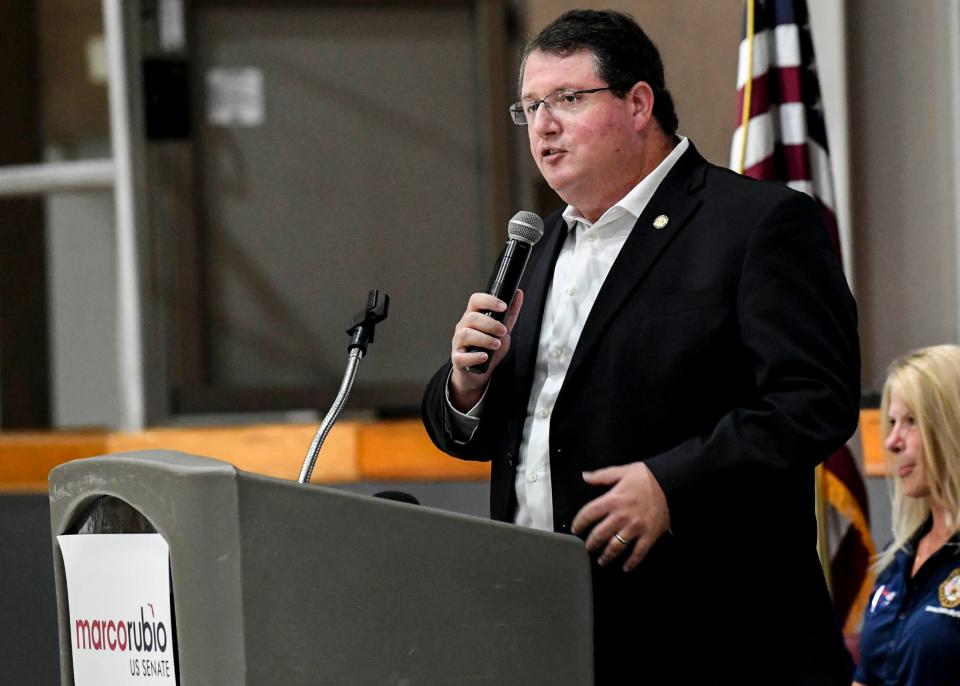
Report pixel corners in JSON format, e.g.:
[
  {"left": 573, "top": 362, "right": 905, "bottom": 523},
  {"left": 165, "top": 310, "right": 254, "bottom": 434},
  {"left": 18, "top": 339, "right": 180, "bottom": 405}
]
[{"left": 448, "top": 211, "right": 543, "bottom": 412}]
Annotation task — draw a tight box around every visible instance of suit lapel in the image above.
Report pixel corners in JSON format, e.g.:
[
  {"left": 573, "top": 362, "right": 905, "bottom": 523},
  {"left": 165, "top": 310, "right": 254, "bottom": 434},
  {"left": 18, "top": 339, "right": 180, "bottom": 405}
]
[{"left": 562, "top": 145, "right": 709, "bottom": 387}]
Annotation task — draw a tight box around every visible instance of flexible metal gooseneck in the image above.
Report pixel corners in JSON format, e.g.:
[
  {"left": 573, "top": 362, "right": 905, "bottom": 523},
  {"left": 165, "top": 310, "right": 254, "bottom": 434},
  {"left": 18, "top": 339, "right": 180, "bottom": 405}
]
[
  {"left": 298, "top": 348, "right": 363, "bottom": 483},
  {"left": 297, "top": 290, "right": 388, "bottom": 484}
]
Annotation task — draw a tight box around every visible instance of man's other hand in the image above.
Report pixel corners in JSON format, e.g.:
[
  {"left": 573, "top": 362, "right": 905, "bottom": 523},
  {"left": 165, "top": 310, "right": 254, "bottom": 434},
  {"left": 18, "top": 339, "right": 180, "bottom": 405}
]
[{"left": 572, "top": 462, "right": 671, "bottom": 573}]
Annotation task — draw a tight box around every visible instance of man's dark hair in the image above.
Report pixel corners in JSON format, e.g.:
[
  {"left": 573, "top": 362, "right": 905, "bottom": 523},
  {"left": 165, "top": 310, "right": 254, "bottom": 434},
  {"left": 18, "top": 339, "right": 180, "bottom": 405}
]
[{"left": 521, "top": 9, "right": 679, "bottom": 136}]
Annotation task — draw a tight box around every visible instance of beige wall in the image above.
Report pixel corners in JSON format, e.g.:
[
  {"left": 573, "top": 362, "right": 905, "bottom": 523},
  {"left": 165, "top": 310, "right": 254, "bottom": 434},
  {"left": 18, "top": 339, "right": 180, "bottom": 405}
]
[{"left": 847, "top": 0, "right": 960, "bottom": 389}]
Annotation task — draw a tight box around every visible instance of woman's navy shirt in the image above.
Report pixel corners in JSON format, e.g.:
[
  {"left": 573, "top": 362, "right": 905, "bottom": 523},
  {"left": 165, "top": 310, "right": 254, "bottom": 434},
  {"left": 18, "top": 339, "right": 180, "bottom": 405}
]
[{"left": 855, "top": 523, "right": 960, "bottom": 685}]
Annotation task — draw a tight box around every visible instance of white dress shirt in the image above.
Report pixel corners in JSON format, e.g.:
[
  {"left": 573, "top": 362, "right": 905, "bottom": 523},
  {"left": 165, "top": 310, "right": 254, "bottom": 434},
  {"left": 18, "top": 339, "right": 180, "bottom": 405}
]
[{"left": 448, "top": 137, "right": 689, "bottom": 531}]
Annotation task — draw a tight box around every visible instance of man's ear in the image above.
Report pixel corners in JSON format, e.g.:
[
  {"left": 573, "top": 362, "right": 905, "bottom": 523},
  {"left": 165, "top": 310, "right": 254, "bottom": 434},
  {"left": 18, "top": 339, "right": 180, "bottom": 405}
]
[{"left": 629, "top": 81, "right": 655, "bottom": 132}]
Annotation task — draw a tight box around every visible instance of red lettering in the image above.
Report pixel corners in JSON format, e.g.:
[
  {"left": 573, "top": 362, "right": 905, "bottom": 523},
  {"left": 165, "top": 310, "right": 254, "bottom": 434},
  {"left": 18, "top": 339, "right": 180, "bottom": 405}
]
[
  {"left": 75, "top": 619, "right": 91, "bottom": 649},
  {"left": 91, "top": 620, "right": 103, "bottom": 650},
  {"left": 118, "top": 621, "right": 128, "bottom": 651},
  {"left": 107, "top": 621, "right": 117, "bottom": 650}
]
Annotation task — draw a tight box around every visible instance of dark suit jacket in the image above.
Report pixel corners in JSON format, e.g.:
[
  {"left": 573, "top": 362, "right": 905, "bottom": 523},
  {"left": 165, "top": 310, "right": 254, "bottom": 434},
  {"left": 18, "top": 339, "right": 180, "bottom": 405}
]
[{"left": 423, "top": 144, "right": 860, "bottom": 684}]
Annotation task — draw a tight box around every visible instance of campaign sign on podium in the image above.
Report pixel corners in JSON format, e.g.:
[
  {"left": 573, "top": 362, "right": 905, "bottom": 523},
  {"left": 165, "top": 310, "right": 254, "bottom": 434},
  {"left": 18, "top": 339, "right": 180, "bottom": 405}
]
[{"left": 57, "top": 534, "right": 176, "bottom": 685}]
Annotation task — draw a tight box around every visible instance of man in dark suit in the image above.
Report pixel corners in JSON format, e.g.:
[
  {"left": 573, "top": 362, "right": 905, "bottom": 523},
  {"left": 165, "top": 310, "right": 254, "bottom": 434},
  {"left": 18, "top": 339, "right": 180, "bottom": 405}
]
[{"left": 422, "top": 9, "right": 859, "bottom": 684}]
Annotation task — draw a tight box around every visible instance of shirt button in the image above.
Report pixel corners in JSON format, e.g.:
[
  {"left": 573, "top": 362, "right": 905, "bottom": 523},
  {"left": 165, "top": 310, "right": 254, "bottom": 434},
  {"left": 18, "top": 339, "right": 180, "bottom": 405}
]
[
  {"left": 538, "top": 408, "right": 549, "bottom": 419},
  {"left": 566, "top": 287, "right": 577, "bottom": 296},
  {"left": 888, "top": 640, "right": 896, "bottom": 649},
  {"left": 586, "top": 233, "right": 597, "bottom": 241},
  {"left": 897, "top": 612, "right": 906, "bottom": 620},
  {"left": 527, "top": 473, "right": 538, "bottom": 482},
  {"left": 552, "top": 349, "right": 562, "bottom": 359}
]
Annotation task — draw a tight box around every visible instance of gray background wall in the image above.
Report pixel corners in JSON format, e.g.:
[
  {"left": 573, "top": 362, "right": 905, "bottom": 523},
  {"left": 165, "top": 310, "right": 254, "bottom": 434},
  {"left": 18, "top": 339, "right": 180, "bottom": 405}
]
[{"left": 848, "top": 0, "right": 960, "bottom": 390}]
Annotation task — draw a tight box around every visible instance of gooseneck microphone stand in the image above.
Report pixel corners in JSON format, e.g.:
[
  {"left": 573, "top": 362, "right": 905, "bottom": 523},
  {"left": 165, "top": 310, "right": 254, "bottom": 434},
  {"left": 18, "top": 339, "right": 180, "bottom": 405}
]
[{"left": 298, "top": 290, "right": 389, "bottom": 484}]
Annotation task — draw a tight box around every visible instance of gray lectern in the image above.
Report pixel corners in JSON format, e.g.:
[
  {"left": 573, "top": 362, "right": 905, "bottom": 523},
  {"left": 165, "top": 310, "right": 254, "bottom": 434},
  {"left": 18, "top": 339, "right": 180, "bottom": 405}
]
[{"left": 49, "top": 451, "right": 593, "bottom": 685}]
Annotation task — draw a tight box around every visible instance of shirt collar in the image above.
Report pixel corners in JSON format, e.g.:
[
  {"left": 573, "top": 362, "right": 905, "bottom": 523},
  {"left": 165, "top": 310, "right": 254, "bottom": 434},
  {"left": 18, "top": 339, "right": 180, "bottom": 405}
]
[
  {"left": 899, "top": 518, "right": 960, "bottom": 561},
  {"left": 900, "top": 518, "right": 934, "bottom": 558},
  {"left": 561, "top": 135, "right": 690, "bottom": 232}
]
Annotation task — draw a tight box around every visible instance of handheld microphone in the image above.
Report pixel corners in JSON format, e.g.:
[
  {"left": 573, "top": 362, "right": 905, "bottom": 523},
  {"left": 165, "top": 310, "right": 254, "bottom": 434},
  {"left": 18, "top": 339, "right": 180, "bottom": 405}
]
[{"left": 467, "top": 211, "right": 544, "bottom": 374}]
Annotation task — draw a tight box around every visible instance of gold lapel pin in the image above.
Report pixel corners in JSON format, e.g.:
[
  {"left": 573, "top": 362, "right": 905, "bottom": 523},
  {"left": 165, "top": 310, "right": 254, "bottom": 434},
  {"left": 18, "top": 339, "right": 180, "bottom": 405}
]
[{"left": 653, "top": 214, "right": 669, "bottom": 230}]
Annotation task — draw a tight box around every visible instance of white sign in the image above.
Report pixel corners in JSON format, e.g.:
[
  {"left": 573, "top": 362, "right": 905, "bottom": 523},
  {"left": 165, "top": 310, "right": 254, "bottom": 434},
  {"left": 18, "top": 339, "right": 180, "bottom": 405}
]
[
  {"left": 58, "top": 534, "right": 177, "bottom": 685},
  {"left": 206, "top": 67, "right": 264, "bottom": 127}
]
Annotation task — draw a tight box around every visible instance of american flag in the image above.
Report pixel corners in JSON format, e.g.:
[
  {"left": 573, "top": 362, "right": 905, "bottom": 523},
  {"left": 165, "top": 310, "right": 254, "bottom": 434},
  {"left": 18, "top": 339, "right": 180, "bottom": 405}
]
[{"left": 730, "top": 0, "right": 875, "bottom": 637}]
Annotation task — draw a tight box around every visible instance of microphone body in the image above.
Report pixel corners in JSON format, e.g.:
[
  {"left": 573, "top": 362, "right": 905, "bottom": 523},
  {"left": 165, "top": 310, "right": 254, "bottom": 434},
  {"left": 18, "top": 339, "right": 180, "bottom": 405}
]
[{"left": 467, "top": 212, "right": 543, "bottom": 374}]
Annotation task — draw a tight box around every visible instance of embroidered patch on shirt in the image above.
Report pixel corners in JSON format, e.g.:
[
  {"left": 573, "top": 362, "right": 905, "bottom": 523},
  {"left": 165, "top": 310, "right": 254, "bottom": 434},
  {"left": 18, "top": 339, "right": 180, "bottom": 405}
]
[
  {"left": 870, "top": 584, "right": 896, "bottom": 613},
  {"left": 939, "top": 568, "right": 960, "bottom": 609}
]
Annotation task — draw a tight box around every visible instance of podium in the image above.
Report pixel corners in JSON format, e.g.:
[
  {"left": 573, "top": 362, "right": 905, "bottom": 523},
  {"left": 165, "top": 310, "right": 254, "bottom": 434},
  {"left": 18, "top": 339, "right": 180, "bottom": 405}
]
[{"left": 49, "top": 451, "right": 593, "bottom": 685}]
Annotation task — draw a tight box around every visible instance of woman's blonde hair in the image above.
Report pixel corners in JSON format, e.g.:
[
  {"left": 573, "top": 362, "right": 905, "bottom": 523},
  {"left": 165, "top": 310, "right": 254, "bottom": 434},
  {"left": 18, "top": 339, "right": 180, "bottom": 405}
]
[{"left": 875, "top": 344, "right": 960, "bottom": 571}]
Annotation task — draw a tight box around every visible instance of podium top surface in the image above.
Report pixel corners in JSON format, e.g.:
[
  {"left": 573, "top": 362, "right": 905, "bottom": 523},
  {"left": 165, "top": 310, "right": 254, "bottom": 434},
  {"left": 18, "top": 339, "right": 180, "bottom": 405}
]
[{"left": 49, "top": 449, "right": 587, "bottom": 552}]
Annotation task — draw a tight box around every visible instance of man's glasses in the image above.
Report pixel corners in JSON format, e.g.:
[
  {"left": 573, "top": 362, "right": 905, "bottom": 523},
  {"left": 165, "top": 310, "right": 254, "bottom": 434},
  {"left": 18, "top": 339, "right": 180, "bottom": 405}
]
[{"left": 509, "top": 87, "right": 613, "bottom": 126}]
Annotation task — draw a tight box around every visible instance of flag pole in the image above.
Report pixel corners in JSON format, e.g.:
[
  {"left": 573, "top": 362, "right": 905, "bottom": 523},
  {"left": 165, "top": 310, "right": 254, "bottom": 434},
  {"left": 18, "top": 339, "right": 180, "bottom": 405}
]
[
  {"left": 815, "top": 464, "right": 833, "bottom": 592},
  {"left": 735, "top": 0, "right": 756, "bottom": 174}
]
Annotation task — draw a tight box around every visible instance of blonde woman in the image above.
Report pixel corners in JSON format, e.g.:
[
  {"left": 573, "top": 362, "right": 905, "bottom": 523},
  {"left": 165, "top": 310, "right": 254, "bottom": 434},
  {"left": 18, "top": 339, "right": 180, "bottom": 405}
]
[{"left": 854, "top": 345, "right": 960, "bottom": 686}]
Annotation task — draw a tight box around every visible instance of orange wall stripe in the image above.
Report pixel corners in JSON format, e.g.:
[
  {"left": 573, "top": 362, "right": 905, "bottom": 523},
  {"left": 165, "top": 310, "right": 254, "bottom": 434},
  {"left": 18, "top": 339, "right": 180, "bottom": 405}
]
[
  {"left": 860, "top": 409, "right": 884, "bottom": 477},
  {"left": 0, "top": 419, "right": 489, "bottom": 491},
  {"left": 1, "top": 411, "right": 884, "bottom": 492},
  {"left": 358, "top": 420, "right": 490, "bottom": 481}
]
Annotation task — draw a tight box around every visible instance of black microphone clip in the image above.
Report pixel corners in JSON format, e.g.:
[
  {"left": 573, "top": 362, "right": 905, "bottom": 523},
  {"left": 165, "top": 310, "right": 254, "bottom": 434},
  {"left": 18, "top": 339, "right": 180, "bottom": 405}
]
[{"left": 346, "top": 289, "right": 390, "bottom": 354}]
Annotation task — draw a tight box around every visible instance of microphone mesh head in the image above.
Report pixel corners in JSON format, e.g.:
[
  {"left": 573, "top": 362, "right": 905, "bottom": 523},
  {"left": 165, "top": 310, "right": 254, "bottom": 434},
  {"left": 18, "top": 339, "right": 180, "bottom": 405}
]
[{"left": 508, "top": 211, "right": 544, "bottom": 245}]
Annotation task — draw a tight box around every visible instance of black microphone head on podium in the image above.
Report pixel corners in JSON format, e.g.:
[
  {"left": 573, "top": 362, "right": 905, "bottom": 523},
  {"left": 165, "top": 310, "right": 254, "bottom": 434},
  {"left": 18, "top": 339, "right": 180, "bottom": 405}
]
[{"left": 374, "top": 490, "right": 420, "bottom": 505}]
